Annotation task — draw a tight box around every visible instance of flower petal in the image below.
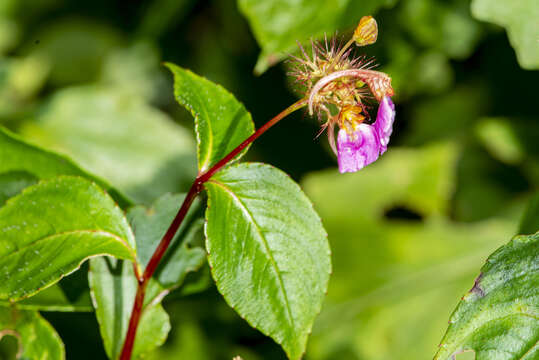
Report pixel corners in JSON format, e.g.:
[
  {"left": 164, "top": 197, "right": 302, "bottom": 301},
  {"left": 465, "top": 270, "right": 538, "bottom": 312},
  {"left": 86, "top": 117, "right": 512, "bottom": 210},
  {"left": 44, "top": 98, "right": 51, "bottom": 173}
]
[
  {"left": 374, "top": 96, "right": 395, "bottom": 154},
  {"left": 337, "top": 124, "right": 380, "bottom": 173}
]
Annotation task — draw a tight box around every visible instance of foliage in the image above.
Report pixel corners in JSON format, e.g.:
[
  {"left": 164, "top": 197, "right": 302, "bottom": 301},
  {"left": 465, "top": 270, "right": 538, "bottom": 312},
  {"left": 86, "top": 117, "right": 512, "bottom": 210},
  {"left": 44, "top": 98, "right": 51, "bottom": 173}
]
[
  {"left": 0, "top": 0, "right": 537, "bottom": 359},
  {"left": 471, "top": 0, "right": 539, "bottom": 69},
  {"left": 435, "top": 232, "right": 538, "bottom": 360},
  {"left": 302, "top": 143, "right": 519, "bottom": 360},
  {"left": 206, "top": 163, "right": 330, "bottom": 359}
]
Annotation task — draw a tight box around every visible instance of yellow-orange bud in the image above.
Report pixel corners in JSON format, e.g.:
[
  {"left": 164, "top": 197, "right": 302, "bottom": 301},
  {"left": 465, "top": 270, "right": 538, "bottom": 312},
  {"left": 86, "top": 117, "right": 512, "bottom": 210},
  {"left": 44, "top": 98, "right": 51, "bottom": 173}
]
[{"left": 353, "top": 16, "right": 378, "bottom": 47}]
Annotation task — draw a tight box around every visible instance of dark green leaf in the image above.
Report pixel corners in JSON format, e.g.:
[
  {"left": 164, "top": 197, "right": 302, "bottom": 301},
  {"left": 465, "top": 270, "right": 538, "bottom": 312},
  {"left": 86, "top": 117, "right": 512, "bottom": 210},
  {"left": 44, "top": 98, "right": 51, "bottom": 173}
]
[
  {"left": 471, "top": 0, "right": 539, "bottom": 69},
  {"left": 435, "top": 233, "right": 539, "bottom": 360},
  {"left": 205, "top": 163, "right": 331, "bottom": 360},
  {"left": 155, "top": 218, "right": 206, "bottom": 290},
  {"left": 88, "top": 257, "right": 170, "bottom": 360},
  {"left": 127, "top": 193, "right": 206, "bottom": 292},
  {"left": 398, "top": 0, "right": 482, "bottom": 60},
  {"left": 0, "top": 171, "right": 37, "bottom": 206},
  {"left": 138, "top": 0, "right": 196, "bottom": 38},
  {"left": 238, "top": 0, "right": 397, "bottom": 73},
  {"left": 0, "top": 176, "right": 136, "bottom": 301},
  {"left": 19, "top": 86, "right": 196, "bottom": 204},
  {"left": 0, "top": 308, "right": 64, "bottom": 359},
  {"left": 0, "top": 126, "right": 129, "bottom": 207},
  {"left": 28, "top": 19, "right": 122, "bottom": 85},
  {"left": 166, "top": 63, "right": 255, "bottom": 172},
  {"left": 519, "top": 193, "right": 539, "bottom": 236}
]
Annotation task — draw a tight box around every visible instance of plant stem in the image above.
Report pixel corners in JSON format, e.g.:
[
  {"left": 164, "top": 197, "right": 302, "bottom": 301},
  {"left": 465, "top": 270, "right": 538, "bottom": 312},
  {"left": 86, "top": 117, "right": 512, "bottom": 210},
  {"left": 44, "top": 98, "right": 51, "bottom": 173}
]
[{"left": 119, "top": 98, "right": 307, "bottom": 360}]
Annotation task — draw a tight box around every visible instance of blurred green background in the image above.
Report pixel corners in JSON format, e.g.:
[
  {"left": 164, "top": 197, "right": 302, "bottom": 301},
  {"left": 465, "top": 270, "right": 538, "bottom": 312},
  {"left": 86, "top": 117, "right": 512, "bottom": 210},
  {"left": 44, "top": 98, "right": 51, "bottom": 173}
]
[{"left": 0, "top": 0, "right": 537, "bottom": 359}]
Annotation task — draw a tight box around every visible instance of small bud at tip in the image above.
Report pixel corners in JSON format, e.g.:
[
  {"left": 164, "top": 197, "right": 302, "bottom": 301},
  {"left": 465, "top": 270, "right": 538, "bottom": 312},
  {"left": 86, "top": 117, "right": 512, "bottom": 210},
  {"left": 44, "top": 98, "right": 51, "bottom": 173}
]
[{"left": 354, "top": 16, "right": 378, "bottom": 47}]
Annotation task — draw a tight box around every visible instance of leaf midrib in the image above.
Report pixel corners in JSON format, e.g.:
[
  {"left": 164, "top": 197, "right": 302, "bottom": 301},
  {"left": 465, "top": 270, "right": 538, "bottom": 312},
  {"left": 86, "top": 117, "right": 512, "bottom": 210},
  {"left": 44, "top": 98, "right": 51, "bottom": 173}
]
[
  {"left": 208, "top": 179, "right": 295, "bottom": 330},
  {"left": 197, "top": 93, "right": 214, "bottom": 171}
]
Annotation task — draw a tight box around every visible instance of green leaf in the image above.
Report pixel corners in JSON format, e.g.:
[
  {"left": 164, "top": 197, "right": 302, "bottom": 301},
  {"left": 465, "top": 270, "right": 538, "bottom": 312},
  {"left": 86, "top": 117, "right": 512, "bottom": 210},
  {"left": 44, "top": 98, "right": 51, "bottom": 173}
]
[
  {"left": 0, "top": 308, "right": 64, "bottom": 359},
  {"left": 0, "top": 258, "right": 94, "bottom": 313},
  {"left": 0, "top": 126, "right": 130, "bottom": 207},
  {"left": 88, "top": 257, "right": 170, "bottom": 360},
  {"left": 435, "top": 233, "right": 539, "bottom": 360},
  {"left": 100, "top": 42, "right": 166, "bottom": 103},
  {"left": 0, "top": 171, "right": 37, "bottom": 206},
  {"left": 0, "top": 176, "right": 136, "bottom": 301},
  {"left": 471, "top": 0, "right": 539, "bottom": 69},
  {"left": 166, "top": 63, "right": 255, "bottom": 172},
  {"left": 398, "top": 0, "right": 483, "bottom": 60},
  {"left": 0, "top": 286, "right": 92, "bottom": 312},
  {"left": 301, "top": 143, "right": 518, "bottom": 360},
  {"left": 204, "top": 163, "right": 331, "bottom": 360},
  {"left": 238, "top": 0, "right": 397, "bottom": 74},
  {"left": 19, "top": 86, "right": 196, "bottom": 204},
  {"left": 475, "top": 117, "right": 525, "bottom": 165},
  {"left": 127, "top": 193, "right": 206, "bottom": 292}
]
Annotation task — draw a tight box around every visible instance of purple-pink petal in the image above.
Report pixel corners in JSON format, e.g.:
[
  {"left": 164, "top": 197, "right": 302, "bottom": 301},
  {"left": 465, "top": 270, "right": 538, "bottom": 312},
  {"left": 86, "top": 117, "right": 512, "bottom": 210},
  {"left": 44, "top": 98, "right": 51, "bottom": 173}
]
[
  {"left": 337, "top": 124, "right": 380, "bottom": 173},
  {"left": 374, "top": 96, "right": 395, "bottom": 154}
]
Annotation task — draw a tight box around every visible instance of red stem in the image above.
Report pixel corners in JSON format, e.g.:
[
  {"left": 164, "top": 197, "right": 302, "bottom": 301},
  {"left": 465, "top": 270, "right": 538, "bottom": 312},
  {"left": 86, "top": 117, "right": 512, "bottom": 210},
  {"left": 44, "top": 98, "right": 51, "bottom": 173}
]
[{"left": 119, "top": 98, "right": 307, "bottom": 360}]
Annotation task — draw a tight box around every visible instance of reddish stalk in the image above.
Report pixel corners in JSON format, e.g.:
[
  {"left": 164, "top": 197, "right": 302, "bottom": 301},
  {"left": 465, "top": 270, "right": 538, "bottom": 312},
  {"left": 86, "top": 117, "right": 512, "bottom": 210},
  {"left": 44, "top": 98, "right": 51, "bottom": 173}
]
[{"left": 119, "top": 98, "right": 307, "bottom": 360}]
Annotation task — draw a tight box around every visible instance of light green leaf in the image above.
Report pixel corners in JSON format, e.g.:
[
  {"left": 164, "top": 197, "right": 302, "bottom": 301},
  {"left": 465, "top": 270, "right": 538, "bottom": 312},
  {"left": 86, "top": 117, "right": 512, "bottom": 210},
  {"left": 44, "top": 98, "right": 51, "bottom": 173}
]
[
  {"left": 0, "top": 126, "right": 130, "bottom": 207},
  {"left": 435, "top": 233, "right": 539, "bottom": 360},
  {"left": 238, "top": 0, "right": 397, "bottom": 74},
  {"left": 89, "top": 257, "right": 170, "bottom": 360},
  {"left": 301, "top": 143, "right": 518, "bottom": 360},
  {"left": 166, "top": 63, "right": 255, "bottom": 172},
  {"left": 0, "top": 176, "right": 136, "bottom": 301},
  {"left": 0, "top": 308, "right": 64, "bottom": 359},
  {"left": 100, "top": 42, "right": 166, "bottom": 102},
  {"left": 205, "top": 163, "right": 331, "bottom": 360},
  {"left": 0, "top": 18, "right": 19, "bottom": 54},
  {"left": 127, "top": 193, "right": 206, "bottom": 292},
  {"left": 476, "top": 117, "right": 525, "bottom": 165},
  {"left": 471, "top": 0, "right": 539, "bottom": 69},
  {"left": 20, "top": 86, "right": 196, "bottom": 204}
]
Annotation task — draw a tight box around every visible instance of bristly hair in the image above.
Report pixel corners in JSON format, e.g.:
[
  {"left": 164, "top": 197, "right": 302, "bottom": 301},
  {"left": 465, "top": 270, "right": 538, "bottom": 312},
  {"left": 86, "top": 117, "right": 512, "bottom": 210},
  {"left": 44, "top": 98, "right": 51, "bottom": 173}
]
[{"left": 286, "top": 34, "right": 377, "bottom": 96}]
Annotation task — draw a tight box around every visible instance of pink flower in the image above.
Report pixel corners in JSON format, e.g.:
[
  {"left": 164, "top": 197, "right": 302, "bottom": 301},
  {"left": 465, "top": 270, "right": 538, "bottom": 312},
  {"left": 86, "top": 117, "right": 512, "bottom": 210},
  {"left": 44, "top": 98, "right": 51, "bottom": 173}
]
[
  {"left": 337, "top": 124, "right": 380, "bottom": 173},
  {"left": 374, "top": 96, "right": 395, "bottom": 154},
  {"left": 336, "top": 96, "right": 395, "bottom": 173}
]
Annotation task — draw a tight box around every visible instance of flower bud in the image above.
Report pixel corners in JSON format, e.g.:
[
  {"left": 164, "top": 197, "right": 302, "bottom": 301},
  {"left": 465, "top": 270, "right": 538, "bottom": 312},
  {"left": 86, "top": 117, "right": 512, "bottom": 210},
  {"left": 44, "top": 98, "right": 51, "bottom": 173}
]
[{"left": 353, "top": 16, "right": 378, "bottom": 47}]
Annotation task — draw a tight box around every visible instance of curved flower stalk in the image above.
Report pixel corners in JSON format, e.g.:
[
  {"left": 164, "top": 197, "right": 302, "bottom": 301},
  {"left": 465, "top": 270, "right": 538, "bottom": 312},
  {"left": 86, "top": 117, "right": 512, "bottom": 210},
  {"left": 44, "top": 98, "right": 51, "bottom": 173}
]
[{"left": 289, "top": 16, "right": 396, "bottom": 173}]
